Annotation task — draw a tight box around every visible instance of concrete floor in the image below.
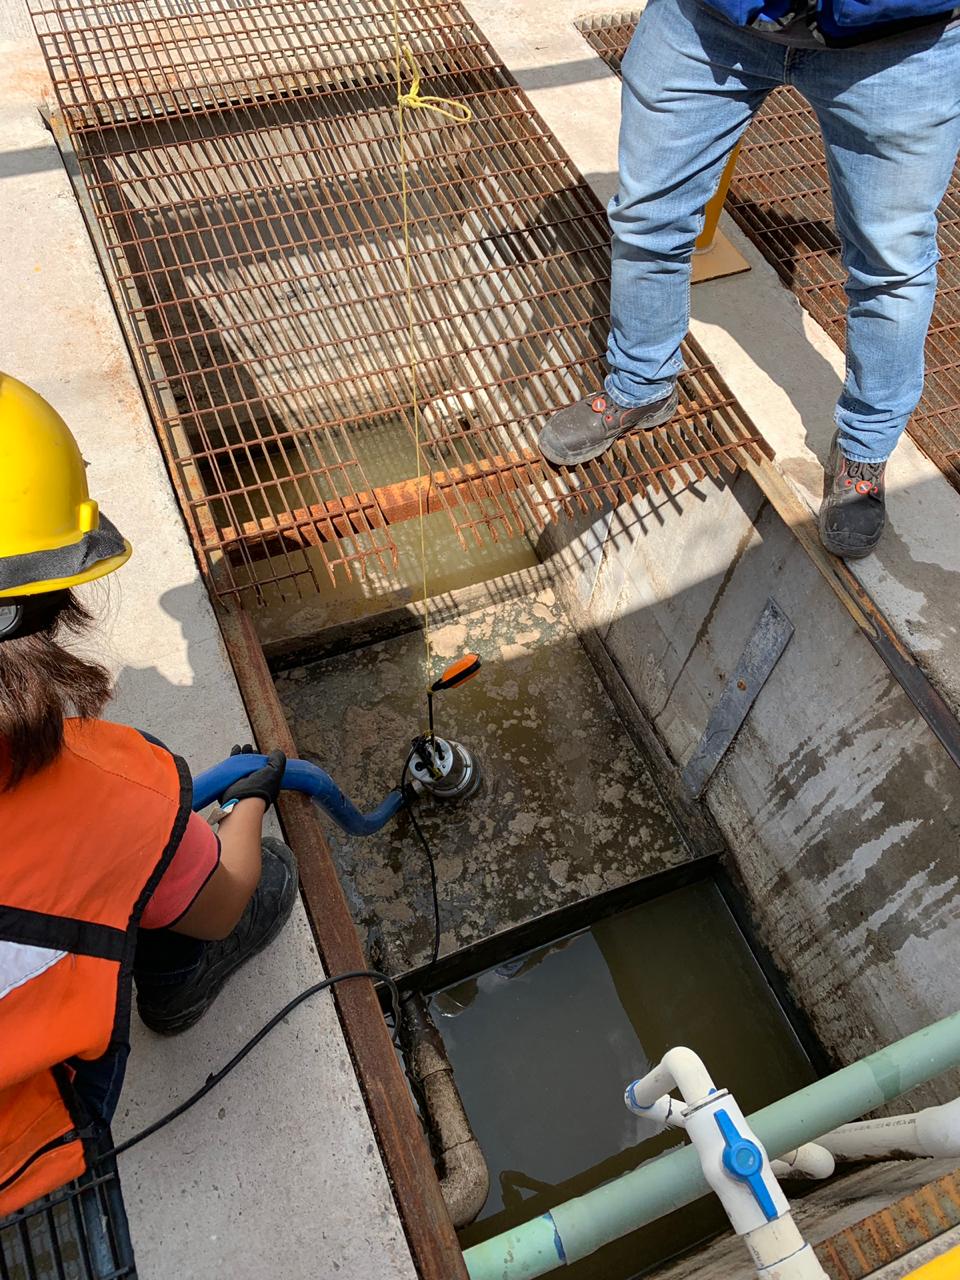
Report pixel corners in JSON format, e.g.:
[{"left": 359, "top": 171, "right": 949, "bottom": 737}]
[
  {"left": 276, "top": 584, "right": 686, "bottom": 968},
  {"left": 0, "top": 4, "right": 414, "bottom": 1277}
]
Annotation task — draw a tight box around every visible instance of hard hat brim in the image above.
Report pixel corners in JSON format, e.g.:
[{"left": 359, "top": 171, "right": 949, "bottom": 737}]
[
  {"left": 0, "top": 540, "right": 132, "bottom": 598},
  {"left": 0, "top": 513, "right": 132, "bottom": 599}
]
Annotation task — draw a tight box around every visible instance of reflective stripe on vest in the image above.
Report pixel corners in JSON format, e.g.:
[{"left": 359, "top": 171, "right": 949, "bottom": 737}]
[{"left": 0, "top": 720, "right": 191, "bottom": 1213}]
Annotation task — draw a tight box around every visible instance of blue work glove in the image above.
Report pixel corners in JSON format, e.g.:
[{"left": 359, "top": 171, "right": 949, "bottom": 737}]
[{"left": 219, "top": 744, "right": 287, "bottom": 811}]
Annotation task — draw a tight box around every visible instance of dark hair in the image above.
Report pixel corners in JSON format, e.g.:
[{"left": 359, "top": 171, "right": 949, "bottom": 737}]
[{"left": 0, "top": 590, "right": 112, "bottom": 791}]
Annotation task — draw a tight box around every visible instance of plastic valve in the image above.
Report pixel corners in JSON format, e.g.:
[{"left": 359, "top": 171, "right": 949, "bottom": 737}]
[{"left": 714, "top": 1109, "right": 779, "bottom": 1222}]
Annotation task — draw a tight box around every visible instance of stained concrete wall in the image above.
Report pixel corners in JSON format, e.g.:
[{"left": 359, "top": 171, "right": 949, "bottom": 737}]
[{"left": 539, "top": 465, "right": 960, "bottom": 1107}]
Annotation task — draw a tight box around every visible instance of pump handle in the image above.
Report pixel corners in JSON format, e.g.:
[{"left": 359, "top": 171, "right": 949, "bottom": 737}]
[{"left": 430, "top": 653, "right": 481, "bottom": 693}]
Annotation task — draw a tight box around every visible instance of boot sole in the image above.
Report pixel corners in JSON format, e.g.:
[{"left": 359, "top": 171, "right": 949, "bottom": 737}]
[
  {"left": 539, "top": 389, "right": 679, "bottom": 467},
  {"left": 138, "top": 841, "right": 299, "bottom": 1036}
]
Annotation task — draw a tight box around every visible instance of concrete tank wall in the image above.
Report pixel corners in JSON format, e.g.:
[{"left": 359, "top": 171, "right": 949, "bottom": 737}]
[{"left": 537, "top": 472, "right": 960, "bottom": 1106}]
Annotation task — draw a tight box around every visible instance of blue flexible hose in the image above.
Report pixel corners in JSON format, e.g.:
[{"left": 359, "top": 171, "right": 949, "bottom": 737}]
[{"left": 192, "top": 754, "right": 405, "bottom": 836}]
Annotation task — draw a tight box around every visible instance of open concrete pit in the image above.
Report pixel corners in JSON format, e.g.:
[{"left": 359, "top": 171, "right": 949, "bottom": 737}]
[
  {"left": 274, "top": 583, "right": 687, "bottom": 970},
  {"left": 9, "top": 0, "right": 960, "bottom": 1276}
]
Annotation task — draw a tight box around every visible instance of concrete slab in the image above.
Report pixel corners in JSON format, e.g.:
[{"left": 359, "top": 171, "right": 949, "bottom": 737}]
[
  {"left": 0, "top": 8, "right": 414, "bottom": 1279},
  {"left": 465, "top": 0, "right": 960, "bottom": 717}
]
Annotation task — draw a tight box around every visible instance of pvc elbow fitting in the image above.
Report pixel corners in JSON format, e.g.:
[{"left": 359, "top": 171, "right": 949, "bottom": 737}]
[
  {"left": 771, "top": 1143, "right": 836, "bottom": 1180},
  {"left": 626, "top": 1046, "right": 717, "bottom": 1112}
]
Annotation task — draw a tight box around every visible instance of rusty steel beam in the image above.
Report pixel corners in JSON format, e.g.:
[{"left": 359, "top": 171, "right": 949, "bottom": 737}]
[
  {"left": 215, "top": 450, "right": 537, "bottom": 556},
  {"left": 216, "top": 605, "right": 469, "bottom": 1280},
  {"left": 213, "top": 412, "right": 769, "bottom": 563}
]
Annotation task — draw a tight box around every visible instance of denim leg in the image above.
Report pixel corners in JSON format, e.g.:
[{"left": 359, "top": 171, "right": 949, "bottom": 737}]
[
  {"left": 607, "top": 0, "right": 782, "bottom": 406},
  {"left": 794, "top": 27, "right": 960, "bottom": 462}
]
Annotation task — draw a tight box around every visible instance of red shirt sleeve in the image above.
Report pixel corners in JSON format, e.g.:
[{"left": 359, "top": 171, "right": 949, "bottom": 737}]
[{"left": 140, "top": 811, "right": 221, "bottom": 929}]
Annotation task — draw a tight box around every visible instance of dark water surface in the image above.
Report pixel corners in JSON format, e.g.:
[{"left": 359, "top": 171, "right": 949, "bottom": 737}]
[{"left": 434, "top": 880, "right": 817, "bottom": 1279}]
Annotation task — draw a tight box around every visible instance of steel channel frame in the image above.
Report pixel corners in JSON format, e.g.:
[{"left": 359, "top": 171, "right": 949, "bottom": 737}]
[{"left": 217, "top": 607, "right": 469, "bottom": 1280}]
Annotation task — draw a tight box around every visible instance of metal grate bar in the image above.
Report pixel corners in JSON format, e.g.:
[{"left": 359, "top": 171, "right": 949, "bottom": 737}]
[
  {"left": 1, "top": 1152, "right": 137, "bottom": 1280},
  {"left": 34, "top": 0, "right": 770, "bottom": 605},
  {"left": 579, "top": 11, "right": 960, "bottom": 498}
]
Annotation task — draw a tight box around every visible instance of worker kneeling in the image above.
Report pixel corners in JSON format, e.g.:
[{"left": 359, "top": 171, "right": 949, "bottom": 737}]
[{"left": 0, "top": 374, "right": 296, "bottom": 1214}]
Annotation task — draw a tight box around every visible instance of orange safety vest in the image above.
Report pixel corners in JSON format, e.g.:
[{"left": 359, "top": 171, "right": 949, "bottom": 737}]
[{"left": 0, "top": 718, "right": 191, "bottom": 1214}]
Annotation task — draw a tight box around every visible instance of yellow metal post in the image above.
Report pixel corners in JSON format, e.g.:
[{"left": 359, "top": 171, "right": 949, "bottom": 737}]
[
  {"left": 691, "top": 143, "right": 750, "bottom": 284},
  {"left": 696, "top": 143, "right": 741, "bottom": 253}
]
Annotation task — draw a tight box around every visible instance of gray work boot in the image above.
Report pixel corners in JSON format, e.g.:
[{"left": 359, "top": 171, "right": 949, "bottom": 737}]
[
  {"left": 538, "top": 387, "right": 679, "bottom": 467},
  {"left": 819, "top": 432, "right": 887, "bottom": 559},
  {"left": 136, "top": 838, "right": 299, "bottom": 1036}
]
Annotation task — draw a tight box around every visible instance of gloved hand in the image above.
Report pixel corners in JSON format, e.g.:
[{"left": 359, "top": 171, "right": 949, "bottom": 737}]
[{"left": 219, "top": 744, "right": 287, "bottom": 811}]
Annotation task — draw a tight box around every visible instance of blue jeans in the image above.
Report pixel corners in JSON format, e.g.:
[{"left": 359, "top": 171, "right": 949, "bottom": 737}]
[{"left": 606, "top": 0, "right": 960, "bottom": 462}]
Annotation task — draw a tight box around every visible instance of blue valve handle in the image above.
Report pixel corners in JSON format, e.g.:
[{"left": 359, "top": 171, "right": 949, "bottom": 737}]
[
  {"left": 714, "top": 1109, "right": 779, "bottom": 1222},
  {"left": 192, "top": 754, "right": 405, "bottom": 836}
]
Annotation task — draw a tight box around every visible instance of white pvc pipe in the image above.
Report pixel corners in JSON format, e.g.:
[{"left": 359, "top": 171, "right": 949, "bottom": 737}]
[
  {"left": 626, "top": 1082, "right": 836, "bottom": 1181},
  {"left": 818, "top": 1096, "right": 960, "bottom": 1161},
  {"left": 466, "top": 1012, "right": 960, "bottom": 1280},
  {"left": 744, "top": 1219, "right": 829, "bottom": 1279},
  {"left": 771, "top": 1145, "right": 836, "bottom": 1181},
  {"left": 626, "top": 1049, "right": 829, "bottom": 1279},
  {"left": 623, "top": 1092, "right": 685, "bottom": 1127}
]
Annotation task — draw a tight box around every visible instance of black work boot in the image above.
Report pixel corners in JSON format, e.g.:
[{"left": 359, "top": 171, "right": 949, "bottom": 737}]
[
  {"left": 538, "top": 386, "right": 679, "bottom": 466},
  {"left": 136, "top": 838, "right": 299, "bottom": 1036},
  {"left": 819, "top": 432, "right": 887, "bottom": 559}
]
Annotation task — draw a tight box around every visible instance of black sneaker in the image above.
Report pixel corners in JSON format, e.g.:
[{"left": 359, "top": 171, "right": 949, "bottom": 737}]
[
  {"left": 538, "top": 386, "right": 679, "bottom": 466},
  {"left": 136, "top": 838, "right": 299, "bottom": 1036},
  {"left": 819, "top": 432, "right": 887, "bottom": 559}
]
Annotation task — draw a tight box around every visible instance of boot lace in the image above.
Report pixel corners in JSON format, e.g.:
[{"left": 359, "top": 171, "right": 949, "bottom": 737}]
[{"left": 844, "top": 457, "right": 884, "bottom": 496}]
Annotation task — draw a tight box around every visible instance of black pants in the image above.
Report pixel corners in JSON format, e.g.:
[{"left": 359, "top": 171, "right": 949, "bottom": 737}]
[{"left": 71, "top": 928, "right": 206, "bottom": 1126}]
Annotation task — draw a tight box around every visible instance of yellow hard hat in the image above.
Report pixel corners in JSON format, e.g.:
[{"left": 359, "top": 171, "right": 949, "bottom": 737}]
[{"left": 0, "top": 373, "right": 131, "bottom": 599}]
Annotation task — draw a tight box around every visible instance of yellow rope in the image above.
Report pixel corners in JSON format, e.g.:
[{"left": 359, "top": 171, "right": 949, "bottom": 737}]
[
  {"left": 396, "top": 45, "right": 473, "bottom": 123},
  {"left": 389, "top": 9, "right": 473, "bottom": 688}
]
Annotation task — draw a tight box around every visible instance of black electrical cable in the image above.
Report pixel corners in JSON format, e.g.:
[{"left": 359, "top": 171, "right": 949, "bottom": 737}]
[
  {"left": 96, "top": 968, "right": 399, "bottom": 1164},
  {"left": 400, "top": 745, "right": 442, "bottom": 967}
]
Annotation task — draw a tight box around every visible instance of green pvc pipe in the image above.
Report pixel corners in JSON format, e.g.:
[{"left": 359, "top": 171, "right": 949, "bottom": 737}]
[{"left": 464, "top": 1010, "right": 960, "bottom": 1280}]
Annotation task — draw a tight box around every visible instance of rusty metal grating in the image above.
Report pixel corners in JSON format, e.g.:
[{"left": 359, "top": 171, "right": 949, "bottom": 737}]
[
  {"left": 31, "top": 0, "right": 770, "bottom": 605},
  {"left": 578, "top": 11, "right": 960, "bottom": 494}
]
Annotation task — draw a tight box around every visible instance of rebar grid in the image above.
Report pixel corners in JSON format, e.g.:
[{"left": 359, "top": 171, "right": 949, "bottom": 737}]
[
  {"left": 579, "top": 12, "right": 960, "bottom": 494},
  {"left": 32, "top": 1, "right": 769, "bottom": 603}
]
